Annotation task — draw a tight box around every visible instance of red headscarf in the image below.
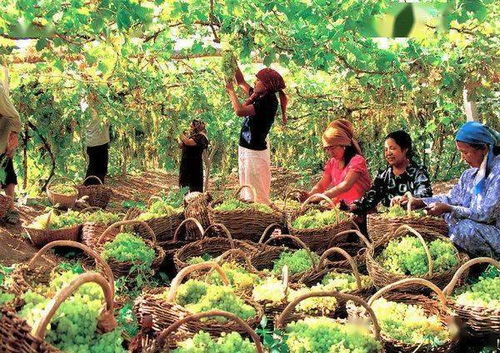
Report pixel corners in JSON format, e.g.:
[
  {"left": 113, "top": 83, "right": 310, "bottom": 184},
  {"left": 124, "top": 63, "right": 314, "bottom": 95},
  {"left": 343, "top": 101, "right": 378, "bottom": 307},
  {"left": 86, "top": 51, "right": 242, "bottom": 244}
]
[{"left": 252, "top": 68, "right": 288, "bottom": 123}]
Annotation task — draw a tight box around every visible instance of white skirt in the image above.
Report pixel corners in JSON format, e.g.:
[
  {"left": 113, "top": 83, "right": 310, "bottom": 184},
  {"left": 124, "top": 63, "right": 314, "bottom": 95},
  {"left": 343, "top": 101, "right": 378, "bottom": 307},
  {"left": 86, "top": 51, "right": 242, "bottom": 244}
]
[{"left": 238, "top": 145, "right": 271, "bottom": 204}]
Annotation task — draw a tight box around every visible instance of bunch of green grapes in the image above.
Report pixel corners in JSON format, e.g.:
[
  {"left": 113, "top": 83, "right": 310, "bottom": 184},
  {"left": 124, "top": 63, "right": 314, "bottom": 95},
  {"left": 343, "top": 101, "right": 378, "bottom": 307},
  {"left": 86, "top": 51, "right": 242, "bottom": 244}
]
[
  {"left": 0, "top": 290, "right": 15, "bottom": 305},
  {"left": 252, "top": 277, "right": 287, "bottom": 304},
  {"left": 378, "top": 236, "right": 458, "bottom": 275},
  {"left": 50, "top": 184, "right": 77, "bottom": 195},
  {"left": 101, "top": 232, "right": 156, "bottom": 266},
  {"left": 137, "top": 199, "right": 181, "bottom": 221},
  {"left": 28, "top": 210, "right": 82, "bottom": 230},
  {"left": 321, "top": 272, "right": 372, "bottom": 292},
  {"left": 32, "top": 270, "right": 105, "bottom": 301},
  {"left": 172, "top": 279, "right": 209, "bottom": 306},
  {"left": 454, "top": 271, "right": 500, "bottom": 308},
  {"left": 286, "top": 317, "right": 381, "bottom": 353},
  {"left": 273, "top": 199, "right": 302, "bottom": 211},
  {"left": 82, "top": 210, "right": 121, "bottom": 224},
  {"left": 272, "top": 249, "right": 320, "bottom": 275},
  {"left": 173, "top": 331, "right": 256, "bottom": 353},
  {"left": 213, "top": 199, "right": 274, "bottom": 214},
  {"left": 186, "top": 286, "right": 256, "bottom": 321},
  {"left": 186, "top": 253, "right": 214, "bottom": 265},
  {"left": 206, "top": 262, "right": 260, "bottom": 292},
  {"left": 379, "top": 204, "right": 427, "bottom": 219},
  {"left": 291, "top": 208, "right": 349, "bottom": 229},
  {"left": 288, "top": 284, "right": 338, "bottom": 315},
  {"left": 371, "top": 298, "right": 450, "bottom": 346},
  {"left": 221, "top": 50, "right": 238, "bottom": 81}
]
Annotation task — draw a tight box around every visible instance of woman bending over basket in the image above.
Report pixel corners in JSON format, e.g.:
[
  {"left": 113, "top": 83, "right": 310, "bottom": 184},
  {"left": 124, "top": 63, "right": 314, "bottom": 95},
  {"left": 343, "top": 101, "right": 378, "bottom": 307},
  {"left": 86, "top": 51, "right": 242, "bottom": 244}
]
[
  {"left": 405, "top": 122, "right": 500, "bottom": 259},
  {"left": 302, "top": 119, "right": 372, "bottom": 206},
  {"left": 350, "top": 130, "right": 433, "bottom": 214}
]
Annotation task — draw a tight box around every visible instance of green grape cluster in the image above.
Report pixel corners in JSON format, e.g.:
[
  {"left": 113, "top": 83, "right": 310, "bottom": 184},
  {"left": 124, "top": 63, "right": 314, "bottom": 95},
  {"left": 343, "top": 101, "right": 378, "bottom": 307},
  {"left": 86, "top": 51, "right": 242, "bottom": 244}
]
[
  {"left": 213, "top": 198, "right": 274, "bottom": 213},
  {"left": 37, "top": 270, "right": 105, "bottom": 301},
  {"left": 291, "top": 208, "right": 349, "bottom": 229},
  {"left": 288, "top": 284, "right": 339, "bottom": 315},
  {"left": 137, "top": 199, "right": 181, "bottom": 221},
  {"left": 28, "top": 210, "right": 121, "bottom": 230},
  {"left": 83, "top": 210, "right": 121, "bottom": 224},
  {"left": 454, "top": 273, "right": 500, "bottom": 309},
  {"left": 380, "top": 204, "right": 426, "bottom": 218},
  {"left": 116, "top": 302, "right": 139, "bottom": 338},
  {"left": 286, "top": 317, "right": 381, "bottom": 353},
  {"left": 273, "top": 199, "right": 302, "bottom": 211},
  {"left": 272, "top": 249, "right": 320, "bottom": 275},
  {"left": 101, "top": 232, "right": 156, "bottom": 266},
  {"left": 174, "top": 279, "right": 209, "bottom": 306},
  {"left": 0, "top": 290, "right": 15, "bottom": 305},
  {"left": 321, "top": 272, "right": 372, "bottom": 292},
  {"left": 173, "top": 331, "right": 256, "bottom": 353},
  {"left": 186, "top": 253, "right": 214, "bottom": 265},
  {"left": 252, "top": 277, "right": 287, "bottom": 304},
  {"left": 206, "top": 262, "right": 260, "bottom": 292},
  {"left": 221, "top": 50, "right": 238, "bottom": 81},
  {"left": 371, "top": 298, "right": 450, "bottom": 346},
  {"left": 50, "top": 184, "right": 77, "bottom": 195},
  {"left": 378, "top": 236, "right": 458, "bottom": 276}
]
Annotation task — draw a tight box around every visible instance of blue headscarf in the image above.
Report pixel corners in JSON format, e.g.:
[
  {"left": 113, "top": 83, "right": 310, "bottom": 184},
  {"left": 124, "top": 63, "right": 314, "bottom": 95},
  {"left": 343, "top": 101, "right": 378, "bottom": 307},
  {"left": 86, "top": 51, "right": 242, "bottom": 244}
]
[{"left": 456, "top": 121, "right": 500, "bottom": 194}]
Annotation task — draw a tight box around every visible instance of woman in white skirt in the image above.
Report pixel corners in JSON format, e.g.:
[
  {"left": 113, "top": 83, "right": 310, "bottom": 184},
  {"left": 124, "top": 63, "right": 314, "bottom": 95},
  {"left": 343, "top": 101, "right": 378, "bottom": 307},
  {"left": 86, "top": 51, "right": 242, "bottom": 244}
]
[{"left": 225, "top": 66, "right": 288, "bottom": 204}]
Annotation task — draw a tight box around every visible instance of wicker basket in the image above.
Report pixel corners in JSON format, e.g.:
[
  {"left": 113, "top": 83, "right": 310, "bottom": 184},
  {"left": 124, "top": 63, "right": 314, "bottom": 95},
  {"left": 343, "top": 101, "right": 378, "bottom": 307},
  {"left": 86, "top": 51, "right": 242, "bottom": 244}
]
[
  {"left": 367, "top": 194, "right": 448, "bottom": 245},
  {"left": 207, "top": 185, "right": 283, "bottom": 242},
  {"left": 46, "top": 177, "right": 78, "bottom": 209},
  {"left": 134, "top": 196, "right": 185, "bottom": 242},
  {"left": 275, "top": 289, "right": 383, "bottom": 351},
  {"left": 365, "top": 224, "right": 469, "bottom": 292},
  {"left": 367, "top": 278, "right": 459, "bottom": 353},
  {"left": 288, "top": 193, "right": 356, "bottom": 253},
  {"left": 443, "top": 257, "right": 500, "bottom": 337},
  {"left": 173, "top": 223, "right": 259, "bottom": 272},
  {"left": 80, "top": 207, "right": 134, "bottom": 249},
  {"left": 324, "top": 229, "right": 372, "bottom": 269},
  {"left": 96, "top": 220, "right": 166, "bottom": 278},
  {"left": 183, "top": 192, "right": 212, "bottom": 240},
  {"left": 22, "top": 211, "right": 80, "bottom": 248},
  {"left": 76, "top": 175, "right": 113, "bottom": 209},
  {"left": 0, "top": 194, "right": 14, "bottom": 218},
  {"left": 273, "top": 188, "right": 305, "bottom": 229},
  {"left": 134, "top": 262, "right": 264, "bottom": 339}
]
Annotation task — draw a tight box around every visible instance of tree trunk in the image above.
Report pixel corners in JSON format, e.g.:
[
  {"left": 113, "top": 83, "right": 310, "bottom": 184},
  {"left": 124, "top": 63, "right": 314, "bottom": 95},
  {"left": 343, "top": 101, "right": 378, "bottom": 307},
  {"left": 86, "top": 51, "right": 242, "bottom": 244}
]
[
  {"left": 463, "top": 89, "right": 477, "bottom": 122},
  {"left": 22, "top": 124, "right": 29, "bottom": 190}
]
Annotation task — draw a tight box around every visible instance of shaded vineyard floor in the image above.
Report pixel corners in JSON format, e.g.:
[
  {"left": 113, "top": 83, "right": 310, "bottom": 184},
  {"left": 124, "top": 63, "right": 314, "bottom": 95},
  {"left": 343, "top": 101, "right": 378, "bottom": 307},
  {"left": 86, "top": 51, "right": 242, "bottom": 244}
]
[{"left": 0, "top": 167, "right": 456, "bottom": 267}]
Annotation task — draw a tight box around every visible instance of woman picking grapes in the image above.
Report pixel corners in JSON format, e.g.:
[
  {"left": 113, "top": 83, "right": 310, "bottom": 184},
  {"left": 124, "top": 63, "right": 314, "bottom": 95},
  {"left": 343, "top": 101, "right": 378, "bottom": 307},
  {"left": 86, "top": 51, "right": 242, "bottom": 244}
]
[
  {"left": 405, "top": 122, "right": 499, "bottom": 258},
  {"left": 225, "top": 64, "right": 287, "bottom": 204},
  {"left": 178, "top": 119, "right": 209, "bottom": 192}
]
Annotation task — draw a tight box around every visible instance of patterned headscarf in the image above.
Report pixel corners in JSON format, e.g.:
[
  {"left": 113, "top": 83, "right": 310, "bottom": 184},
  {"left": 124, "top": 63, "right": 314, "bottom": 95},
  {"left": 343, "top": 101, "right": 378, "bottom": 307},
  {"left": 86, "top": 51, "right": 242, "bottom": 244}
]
[
  {"left": 322, "top": 119, "right": 362, "bottom": 155},
  {"left": 191, "top": 119, "right": 206, "bottom": 134},
  {"left": 255, "top": 68, "right": 288, "bottom": 122}
]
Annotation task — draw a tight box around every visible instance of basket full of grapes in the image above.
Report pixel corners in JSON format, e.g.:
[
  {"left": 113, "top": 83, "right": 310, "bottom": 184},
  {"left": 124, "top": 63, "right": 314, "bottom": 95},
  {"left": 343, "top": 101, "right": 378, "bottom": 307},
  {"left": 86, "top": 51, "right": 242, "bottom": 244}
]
[
  {"left": 23, "top": 210, "right": 82, "bottom": 247},
  {"left": 80, "top": 207, "right": 127, "bottom": 248},
  {"left": 443, "top": 257, "right": 500, "bottom": 336},
  {"left": 76, "top": 175, "right": 113, "bottom": 209},
  {"left": 367, "top": 194, "right": 448, "bottom": 245},
  {"left": 366, "top": 225, "right": 468, "bottom": 292},
  {"left": 207, "top": 184, "right": 282, "bottom": 242},
  {"left": 288, "top": 193, "right": 355, "bottom": 253},
  {"left": 46, "top": 177, "right": 78, "bottom": 209}
]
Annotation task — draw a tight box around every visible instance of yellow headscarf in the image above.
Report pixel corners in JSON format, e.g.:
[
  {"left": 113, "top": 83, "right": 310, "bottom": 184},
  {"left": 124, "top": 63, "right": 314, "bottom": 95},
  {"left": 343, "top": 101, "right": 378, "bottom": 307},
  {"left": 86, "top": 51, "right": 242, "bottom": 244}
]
[{"left": 322, "top": 119, "right": 362, "bottom": 155}]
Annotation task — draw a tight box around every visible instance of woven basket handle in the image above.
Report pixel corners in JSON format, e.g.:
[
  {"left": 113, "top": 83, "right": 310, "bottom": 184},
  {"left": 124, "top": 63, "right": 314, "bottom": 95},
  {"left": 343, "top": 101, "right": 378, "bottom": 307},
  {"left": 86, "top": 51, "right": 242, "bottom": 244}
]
[
  {"left": 317, "top": 247, "right": 362, "bottom": 290},
  {"left": 202, "top": 223, "right": 235, "bottom": 249},
  {"left": 443, "top": 257, "right": 500, "bottom": 296},
  {"left": 234, "top": 184, "right": 257, "bottom": 202},
  {"left": 368, "top": 278, "right": 447, "bottom": 308},
  {"left": 82, "top": 175, "right": 103, "bottom": 185},
  {"left": 216, "top": 248, "right": 258, "bottom": 273},
  {"left": 124, "top": 207, "right": 141, "bottom": 221},
  {"left": 258, "top": 223, "right": 282, "bottom": 244},
  {"left": 33, "top": 272, "right": 116, "bottom": 340},
  {"left": 394, "top": 224, "right": 433, "bottom": 276},
  {"left": 326, "top": 229, "right": 372, "bottom": 252},
  {"left": 47, "top": 176, "right": 78, "bottom": 190},
  {"left": 147, "top": 195, "right": 164, "bottom": 208},
  {"left": 263, "top": 234, "right": 318, "bottom": 271},
  {"left": 154, "top": 310, "right": 264, "bottom": 353},
  {"left": 276, "top": 290, "right": 381, "bottom": 339},
  {"left": 300, "top": 193, "right": 335, "bottom": 212},
  {"left": 28, "top": 240, "right": 115, "bottom": 294},
  {"left": 98, "top": 219, "right": 157, "bottom": 245},
  {"left": 166, "top": 262, "right": 229, "bottom": 303},
  {"left": 172, "top": 217, "right": 205, "bottom": 242},
  {"left": 282, "top": 188, "right": 304, "bottom": 212}
]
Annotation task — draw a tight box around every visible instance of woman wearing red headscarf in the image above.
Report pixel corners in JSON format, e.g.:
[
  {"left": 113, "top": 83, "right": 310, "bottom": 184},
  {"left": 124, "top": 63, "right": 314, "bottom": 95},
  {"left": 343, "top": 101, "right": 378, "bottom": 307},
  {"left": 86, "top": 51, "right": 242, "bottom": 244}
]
[{"left": 225, "top": 65, "right": 288, "bottom": 204}]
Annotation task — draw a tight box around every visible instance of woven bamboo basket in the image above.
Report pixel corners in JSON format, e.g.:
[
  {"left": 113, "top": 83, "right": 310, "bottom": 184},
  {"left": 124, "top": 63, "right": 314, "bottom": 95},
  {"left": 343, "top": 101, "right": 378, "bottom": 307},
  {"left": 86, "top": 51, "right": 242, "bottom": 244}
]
[
  {"left": 366, "top": 224, "right": 469, "bottom": 292},
  {"left": 207, "top": 184, "right": 283, "bottom": 242},
  {"left": 275, "top": 289, "right": 383, "bottom": 352},
  {"left": 134, "top": 262, "right": 264, "bottom": 339},
  {"left": 46, "top": 177, "right": 78, "bottom": 209},
  {"left": 0, "top": 194, "right": 14, "bottom": 219},
  {"left": 173, "top": 223, "right": 259, "bottom": 272},
  {"left": 273, "top": 188, "right": 305, "bottom": 230},
  {"left": 96, "top": 220, "right": 166, "bottom": 278},
  {"left": 324, "top": 228, "right": 372, "bottom": 269},
  {"left": 443, "top": 257, "right": 500, "bottom": 337},
  {"left": 367, "top": 278, "right": 459, "bottom": 353},
  {"left": 367, "top": 193, "right": 448, "bottom": 245},
  {"left": 251, "top": 233, "right": 320, "bottom": 283},
  {"left": 183, "top": 191, "right": 212, "bottom": 240},
  {"left": 288, "top": 193, "right": 356, "bottom": 253},
  {"left": 8, "top": 240, "right": 115, "bottom": 298},
  {"left": 76, "top": 175, "right": 113, "bottom": 209},
  {"left": 134, "top": 196, "right": 185, "bottom": 243},
  {"left": 22, "top": 211, "right": 80, "bottom": 248},
  {"left": 80, "top": 207, "right": 132, "bottom": 249}
]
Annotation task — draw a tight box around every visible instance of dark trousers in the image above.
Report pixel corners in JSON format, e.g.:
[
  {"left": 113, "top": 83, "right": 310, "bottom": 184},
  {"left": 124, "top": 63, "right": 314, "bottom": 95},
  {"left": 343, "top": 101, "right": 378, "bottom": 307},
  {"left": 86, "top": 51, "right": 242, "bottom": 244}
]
[
  {"left": 85, "top": 143, "right": 109, "bottom": 186},
  {"left": 0, "top": 155, "right": 17, "bottom": 188}
]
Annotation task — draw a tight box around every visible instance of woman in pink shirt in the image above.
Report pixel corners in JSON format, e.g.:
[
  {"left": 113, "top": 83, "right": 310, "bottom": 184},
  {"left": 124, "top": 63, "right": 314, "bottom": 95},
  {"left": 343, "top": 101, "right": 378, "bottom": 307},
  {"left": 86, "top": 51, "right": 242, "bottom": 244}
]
[{"left": 304, "top": 119, "right": 372, "bottom": 205}]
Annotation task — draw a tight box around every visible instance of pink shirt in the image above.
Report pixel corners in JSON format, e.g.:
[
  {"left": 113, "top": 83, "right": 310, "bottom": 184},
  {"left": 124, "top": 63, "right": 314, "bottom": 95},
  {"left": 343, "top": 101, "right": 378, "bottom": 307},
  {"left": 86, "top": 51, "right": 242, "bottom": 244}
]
[{"left": 323, "top": 154, "right": 372, "bottom": 204}]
